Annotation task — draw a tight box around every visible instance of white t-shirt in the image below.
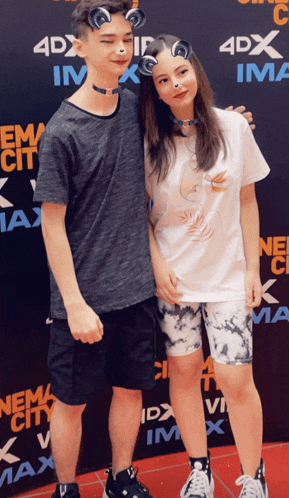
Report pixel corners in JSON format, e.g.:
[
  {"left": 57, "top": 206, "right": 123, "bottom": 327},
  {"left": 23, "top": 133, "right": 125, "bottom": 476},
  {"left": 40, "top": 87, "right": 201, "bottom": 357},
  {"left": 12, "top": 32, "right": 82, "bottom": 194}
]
[{"left": 145, "top": 108, "right": 270, "bottom": 302}]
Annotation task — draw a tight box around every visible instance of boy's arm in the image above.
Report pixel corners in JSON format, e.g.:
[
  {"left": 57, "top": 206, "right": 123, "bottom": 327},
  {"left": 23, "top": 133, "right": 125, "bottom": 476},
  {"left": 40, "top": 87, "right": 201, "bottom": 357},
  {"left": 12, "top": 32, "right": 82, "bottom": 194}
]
[
  {"left": 41, "top": 202, "right": 103, "bottom": 343},
  {"left": 240, "top": 183, "right": 262, "bottom": 308}
]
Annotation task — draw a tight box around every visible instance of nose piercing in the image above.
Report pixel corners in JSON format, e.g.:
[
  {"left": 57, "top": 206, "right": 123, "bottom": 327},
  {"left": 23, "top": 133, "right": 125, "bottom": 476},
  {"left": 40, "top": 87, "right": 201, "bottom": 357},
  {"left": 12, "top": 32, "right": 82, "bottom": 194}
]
[
  {"left": 120, "top": 49, "right": 124, "bottom": 53},
  {"left": 175, "top": 84, "right": 179, "bottom": 88}
]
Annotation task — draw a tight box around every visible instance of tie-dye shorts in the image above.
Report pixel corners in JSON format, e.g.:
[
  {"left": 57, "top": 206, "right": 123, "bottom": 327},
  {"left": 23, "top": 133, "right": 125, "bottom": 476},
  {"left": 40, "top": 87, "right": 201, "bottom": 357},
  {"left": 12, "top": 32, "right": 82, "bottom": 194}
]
[{"left": 157, "top": 299, "right": 253, "bottom": 365}]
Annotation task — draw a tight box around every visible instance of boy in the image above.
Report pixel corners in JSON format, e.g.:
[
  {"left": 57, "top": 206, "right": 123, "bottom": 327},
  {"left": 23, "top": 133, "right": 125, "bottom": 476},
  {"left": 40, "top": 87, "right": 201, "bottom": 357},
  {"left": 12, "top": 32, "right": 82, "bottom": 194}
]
[{"left": 34, "top": 2, "right": 156, "bottom": 498}]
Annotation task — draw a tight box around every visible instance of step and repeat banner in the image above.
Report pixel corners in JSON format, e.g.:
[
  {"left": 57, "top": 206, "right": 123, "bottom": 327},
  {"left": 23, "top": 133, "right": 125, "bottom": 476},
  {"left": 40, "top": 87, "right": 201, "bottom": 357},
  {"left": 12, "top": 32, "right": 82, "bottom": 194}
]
[{"left": 1, "top": 0, "right": 288, "bottom": 496}]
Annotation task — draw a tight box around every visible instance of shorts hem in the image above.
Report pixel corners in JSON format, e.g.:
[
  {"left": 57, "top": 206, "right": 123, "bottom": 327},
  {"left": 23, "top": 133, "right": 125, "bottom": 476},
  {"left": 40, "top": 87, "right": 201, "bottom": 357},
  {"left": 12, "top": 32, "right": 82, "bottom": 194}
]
[
  {"left": 211, "top": 357, "right": 253, "bottom": 366},
  {"left": 109, "top": 380, "right": 156, "bottom": 391},
  {"left": 166, "top": 343, "right": 203, "bottom": 357},
  {"left": 50, "top": 388, "right": 91, "bottom": 406}
]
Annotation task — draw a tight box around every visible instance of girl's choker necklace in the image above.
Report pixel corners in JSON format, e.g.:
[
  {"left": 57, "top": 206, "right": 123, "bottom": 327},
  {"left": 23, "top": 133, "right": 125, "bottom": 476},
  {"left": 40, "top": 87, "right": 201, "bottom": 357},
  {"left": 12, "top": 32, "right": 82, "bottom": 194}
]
[
  {"left": 92, "top": 84, "right": 118, "bottom": 97},
  {"left": 170, "top": 114, "right": 201, "bottom": 128}
]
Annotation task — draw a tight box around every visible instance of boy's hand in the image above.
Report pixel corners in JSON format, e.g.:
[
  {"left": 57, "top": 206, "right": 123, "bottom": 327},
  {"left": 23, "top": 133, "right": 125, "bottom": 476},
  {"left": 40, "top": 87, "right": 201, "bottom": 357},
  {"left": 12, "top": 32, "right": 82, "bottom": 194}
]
[
  {"left": 226, "top": 105, "right": 256, "bottom": 131},
  {"left": 245, "top": 270, "right": 262, "bottom": 308},
  {"left": 66, "top": 302, "right": 103, "bottom": 344},
  {"left": 154, "top": 259, "right": 183, "bottom": 305}
]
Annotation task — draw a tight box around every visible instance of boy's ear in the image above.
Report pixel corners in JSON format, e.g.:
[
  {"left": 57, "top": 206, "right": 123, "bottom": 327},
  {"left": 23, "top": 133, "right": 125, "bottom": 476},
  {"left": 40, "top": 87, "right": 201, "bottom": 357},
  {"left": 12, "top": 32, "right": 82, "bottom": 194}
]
[{"left": 73, "top": 38, "right": 87, "bottom": 59}]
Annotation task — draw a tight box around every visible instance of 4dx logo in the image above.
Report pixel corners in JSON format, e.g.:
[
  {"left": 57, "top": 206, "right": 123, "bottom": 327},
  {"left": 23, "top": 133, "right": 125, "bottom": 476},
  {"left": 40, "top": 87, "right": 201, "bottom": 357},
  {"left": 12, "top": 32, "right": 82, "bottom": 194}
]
[
  {"left": 33, "top": 36, "right": 76, "bottom": 57},
  {"left": 220, "top": 30, "right": 283, "bottom": 59}
]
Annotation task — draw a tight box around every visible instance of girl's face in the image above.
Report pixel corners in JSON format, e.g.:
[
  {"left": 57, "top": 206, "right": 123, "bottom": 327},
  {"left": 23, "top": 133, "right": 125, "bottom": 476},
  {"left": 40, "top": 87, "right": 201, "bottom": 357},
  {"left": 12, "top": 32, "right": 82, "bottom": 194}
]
[{"left": 152, "top": 48, "right": 198, "bottom": 112}]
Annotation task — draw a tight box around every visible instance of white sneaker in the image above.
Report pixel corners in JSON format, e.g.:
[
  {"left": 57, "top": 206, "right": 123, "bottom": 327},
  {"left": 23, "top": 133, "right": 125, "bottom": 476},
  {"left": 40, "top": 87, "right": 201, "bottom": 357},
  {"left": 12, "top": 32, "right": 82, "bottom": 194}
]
[
  {"left": 236, "top": 460, "right": 268, "bottom": 498},
  {"left": 180, "top": 461, "right": 214, "bottom": 498}
]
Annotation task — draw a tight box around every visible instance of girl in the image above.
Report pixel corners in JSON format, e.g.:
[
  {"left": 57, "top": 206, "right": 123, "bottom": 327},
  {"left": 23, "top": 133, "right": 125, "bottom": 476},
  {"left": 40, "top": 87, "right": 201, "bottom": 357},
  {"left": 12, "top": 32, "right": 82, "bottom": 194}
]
[{"left": 139, "top": 35, "right": 270, "bottom": 498}]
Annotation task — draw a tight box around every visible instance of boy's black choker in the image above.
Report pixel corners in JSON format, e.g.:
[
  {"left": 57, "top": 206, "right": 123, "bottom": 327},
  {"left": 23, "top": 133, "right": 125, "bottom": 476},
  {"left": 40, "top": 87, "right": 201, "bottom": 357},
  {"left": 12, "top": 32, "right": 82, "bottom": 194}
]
[
  {"left": 170, "top": 114, "right": 201, "bottom": 128},
  {"left": 92, "top": 84, "right": 118, "bottom": 96}
]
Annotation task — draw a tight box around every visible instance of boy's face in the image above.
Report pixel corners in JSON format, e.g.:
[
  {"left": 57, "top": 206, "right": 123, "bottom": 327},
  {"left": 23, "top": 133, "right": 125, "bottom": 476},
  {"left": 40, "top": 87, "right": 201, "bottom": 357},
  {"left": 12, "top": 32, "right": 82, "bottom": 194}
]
[{"left": 75, "top": 13, "right": 134, "bottom": 78}]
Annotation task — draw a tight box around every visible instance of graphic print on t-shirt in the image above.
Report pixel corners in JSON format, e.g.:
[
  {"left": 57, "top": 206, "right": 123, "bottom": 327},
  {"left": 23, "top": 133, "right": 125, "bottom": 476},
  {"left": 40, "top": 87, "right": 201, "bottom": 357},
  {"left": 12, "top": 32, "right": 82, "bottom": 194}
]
[{"left": 179, "top": 156, "right": 228, "bottom": 242}]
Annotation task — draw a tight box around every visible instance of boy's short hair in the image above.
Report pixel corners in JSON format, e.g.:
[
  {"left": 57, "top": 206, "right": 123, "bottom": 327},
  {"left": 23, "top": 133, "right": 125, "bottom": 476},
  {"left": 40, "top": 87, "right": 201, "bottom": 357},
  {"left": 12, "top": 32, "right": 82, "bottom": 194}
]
[{"left": 72, "top": 0, "right": 133, "bottom": 39}]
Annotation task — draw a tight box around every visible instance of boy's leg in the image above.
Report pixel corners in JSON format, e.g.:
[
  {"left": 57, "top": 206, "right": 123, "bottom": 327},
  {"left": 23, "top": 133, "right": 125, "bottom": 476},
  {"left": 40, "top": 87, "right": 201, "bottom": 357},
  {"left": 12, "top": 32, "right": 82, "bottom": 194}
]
[
  {"left": 103, "top": 297, "right": 156, "bottom": 497},
  {"left": 106, "top": 297, "right": 157, "bottom": 471},
  {"left": 48, "top": 318, "right": 107, "bottom": 489},
  {"left": 50, "top": 399, "right": 86, "bottom": 483},
  {"left": 109, "top": 387, "right": 142, "bottom": 477}
]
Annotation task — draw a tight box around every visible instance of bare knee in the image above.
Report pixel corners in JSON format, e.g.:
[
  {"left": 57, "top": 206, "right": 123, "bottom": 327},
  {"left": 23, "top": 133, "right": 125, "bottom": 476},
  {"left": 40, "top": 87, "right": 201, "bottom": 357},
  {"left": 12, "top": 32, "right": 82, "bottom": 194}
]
[
  {"left": 112, "top": 386, "right": 142, "bottom": 403},
  {"left": 53, "top": 399, "right": 86, "bottom": 421},
  {"left": 214, "top": 363, "right": 256, "bottom": 403},
  {"left": 169, "top": 349, "right": 204, "bottom": 387}
]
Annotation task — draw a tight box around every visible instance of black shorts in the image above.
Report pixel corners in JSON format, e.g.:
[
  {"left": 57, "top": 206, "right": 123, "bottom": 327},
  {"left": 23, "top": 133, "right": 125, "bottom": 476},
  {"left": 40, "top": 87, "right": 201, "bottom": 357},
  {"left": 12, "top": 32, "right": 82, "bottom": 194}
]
[{"left": 48, "top": 297, "right": 156, "bottom": 405}]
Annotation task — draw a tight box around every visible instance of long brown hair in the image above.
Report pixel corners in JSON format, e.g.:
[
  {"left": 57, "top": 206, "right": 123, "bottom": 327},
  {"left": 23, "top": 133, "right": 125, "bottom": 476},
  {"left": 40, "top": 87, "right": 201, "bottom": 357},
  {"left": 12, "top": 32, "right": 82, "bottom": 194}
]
[{"left": 139, "top": 34, "right": 227, "bottom": 181}]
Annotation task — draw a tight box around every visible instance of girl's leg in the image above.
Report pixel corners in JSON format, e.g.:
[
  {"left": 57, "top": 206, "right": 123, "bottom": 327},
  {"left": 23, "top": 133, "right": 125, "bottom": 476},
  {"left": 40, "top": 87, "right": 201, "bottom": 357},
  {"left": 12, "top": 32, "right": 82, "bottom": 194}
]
[
  {"left": 168, "top": 348, "right": 208, "bottom": 458},
  {"left": 158, "top": 301, "right": 213, "bottom": 497},
  {"left": 213, "top": 362, "right": 263, "bottom": 477},
  {"left": 204, "top": 300, "right": 263, "bottom": 477},
  {"left": 157, "top": 300, "right": 207, "bottom": 457}
]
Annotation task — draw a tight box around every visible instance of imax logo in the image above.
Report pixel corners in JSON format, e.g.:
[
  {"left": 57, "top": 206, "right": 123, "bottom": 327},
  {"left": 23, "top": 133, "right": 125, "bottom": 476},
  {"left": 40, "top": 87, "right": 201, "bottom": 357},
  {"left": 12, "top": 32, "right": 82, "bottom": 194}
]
[
  {"left": 220, "top": 31, "right": 283, "bottom": 59},
  {"left": 146, "top": 420, "right": 226, "bottom": 445},
  {"left": 0, "top": 456, "right": 54, "bottom": 488},
  {"left": 53, "top": 64, "right": 140, "bottom": 86},
  {"left": 237, "top": 62, "right": 289, "bottom": 82}
]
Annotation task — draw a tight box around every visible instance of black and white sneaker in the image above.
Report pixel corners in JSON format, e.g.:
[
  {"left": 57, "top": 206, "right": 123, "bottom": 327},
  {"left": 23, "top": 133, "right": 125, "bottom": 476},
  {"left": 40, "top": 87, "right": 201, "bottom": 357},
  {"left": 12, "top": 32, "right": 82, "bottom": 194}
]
[
  {"left": 51, "top": 483, "right": 80, "bottom": 498},
  {"left": 235, "top": 459, "right": 268, "bottom": 498},
  {"left": 180, "top": 454, "right": 214, "bottom": 498},
  {"left": 103, "top": 466, "right": 154, "bottom": 498}
]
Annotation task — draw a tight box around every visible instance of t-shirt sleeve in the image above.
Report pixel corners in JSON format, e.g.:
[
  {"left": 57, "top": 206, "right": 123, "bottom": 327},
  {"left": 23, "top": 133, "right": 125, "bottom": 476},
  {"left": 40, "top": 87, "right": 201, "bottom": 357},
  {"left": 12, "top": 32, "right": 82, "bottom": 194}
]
[
  {"left": 241, "top": 120, "right": 270, "bottom": 187},
  {"left": 33, "top": 133, "right": 71, "bottom": 205}
]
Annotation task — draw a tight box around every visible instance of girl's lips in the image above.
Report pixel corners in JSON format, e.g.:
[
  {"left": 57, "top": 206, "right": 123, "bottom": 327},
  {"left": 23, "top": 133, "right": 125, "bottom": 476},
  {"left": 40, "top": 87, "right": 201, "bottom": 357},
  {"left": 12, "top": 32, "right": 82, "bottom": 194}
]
[{"left": 174, "top": 90, "right": 188, "bottom": 99}]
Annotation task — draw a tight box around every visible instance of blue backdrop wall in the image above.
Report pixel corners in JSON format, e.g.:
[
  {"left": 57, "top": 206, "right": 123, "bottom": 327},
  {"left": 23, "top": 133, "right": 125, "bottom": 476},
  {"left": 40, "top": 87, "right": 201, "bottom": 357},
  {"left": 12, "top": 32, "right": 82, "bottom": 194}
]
[{"left": 0, "top": 0, "right": 288, "bottom": 496}]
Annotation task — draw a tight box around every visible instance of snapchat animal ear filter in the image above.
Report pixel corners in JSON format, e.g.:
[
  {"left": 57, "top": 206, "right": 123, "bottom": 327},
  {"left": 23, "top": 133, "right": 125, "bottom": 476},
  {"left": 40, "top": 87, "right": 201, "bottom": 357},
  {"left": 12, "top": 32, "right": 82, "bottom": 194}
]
[
  {"left": 138, "top": 39, "right": 193, "bottom": 76},
  {"left": 88, "top": 7, "right": 146, "bottom": 30}
]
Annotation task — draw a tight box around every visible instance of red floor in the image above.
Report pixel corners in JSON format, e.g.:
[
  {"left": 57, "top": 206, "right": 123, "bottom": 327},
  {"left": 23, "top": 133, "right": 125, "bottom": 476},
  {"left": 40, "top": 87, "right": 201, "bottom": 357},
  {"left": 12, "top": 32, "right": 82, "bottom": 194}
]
[{"left": 14, "top": 442, "right": 289, "bottom": 498}]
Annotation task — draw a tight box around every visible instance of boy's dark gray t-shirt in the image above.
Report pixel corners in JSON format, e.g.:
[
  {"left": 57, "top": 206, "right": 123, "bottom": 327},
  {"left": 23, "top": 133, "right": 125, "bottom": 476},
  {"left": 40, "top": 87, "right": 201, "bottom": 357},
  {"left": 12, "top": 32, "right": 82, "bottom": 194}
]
[{"left": 34, "top": 88, "right": 155, "bottom": 318}]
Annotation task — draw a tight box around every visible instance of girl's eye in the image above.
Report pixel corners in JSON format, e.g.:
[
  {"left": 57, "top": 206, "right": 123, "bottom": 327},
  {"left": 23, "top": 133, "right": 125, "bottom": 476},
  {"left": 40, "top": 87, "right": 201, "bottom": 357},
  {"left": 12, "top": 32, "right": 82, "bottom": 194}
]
[
  {"left": 101, "top": 40, "right": 112, "bottom": 44},
  {"left": 180, "top": 69, "right": 188, "bottom": 75},
  {"left": 124, "top": 38, "right": 133, "bottom": 43},
  {"left": 159, "top": 78, "right": 168, "bottom": 84}
]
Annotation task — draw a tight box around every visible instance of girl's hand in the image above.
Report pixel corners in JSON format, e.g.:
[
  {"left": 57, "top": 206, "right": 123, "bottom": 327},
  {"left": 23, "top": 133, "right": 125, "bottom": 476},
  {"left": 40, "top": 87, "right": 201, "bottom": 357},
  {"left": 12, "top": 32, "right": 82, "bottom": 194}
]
[
  {"left": 245, "top": 270, "right": 262, "bottom": 308},
  {"left": 154, "top": 258, "right": 183, "bottom": 305}
]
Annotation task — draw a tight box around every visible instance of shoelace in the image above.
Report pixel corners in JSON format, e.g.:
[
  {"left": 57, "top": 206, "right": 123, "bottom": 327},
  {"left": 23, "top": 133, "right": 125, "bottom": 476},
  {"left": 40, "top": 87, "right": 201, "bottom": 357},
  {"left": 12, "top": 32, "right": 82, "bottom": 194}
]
[
  {"left": 235, "top": 475, "right": 265, "bottom": 498},
  {"left": 185, "top": 468, "right": 210, "bottom": 497}
]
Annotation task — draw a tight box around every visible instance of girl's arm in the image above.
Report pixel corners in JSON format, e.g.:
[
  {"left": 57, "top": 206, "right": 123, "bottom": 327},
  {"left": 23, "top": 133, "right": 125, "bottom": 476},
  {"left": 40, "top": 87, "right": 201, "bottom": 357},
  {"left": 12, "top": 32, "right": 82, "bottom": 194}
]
[
  {"left": 240, "top": 183, "right": 262, "bottom": 308},
  {"left": 146, "top": 194, "right": 183, "bottom": 305}
]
